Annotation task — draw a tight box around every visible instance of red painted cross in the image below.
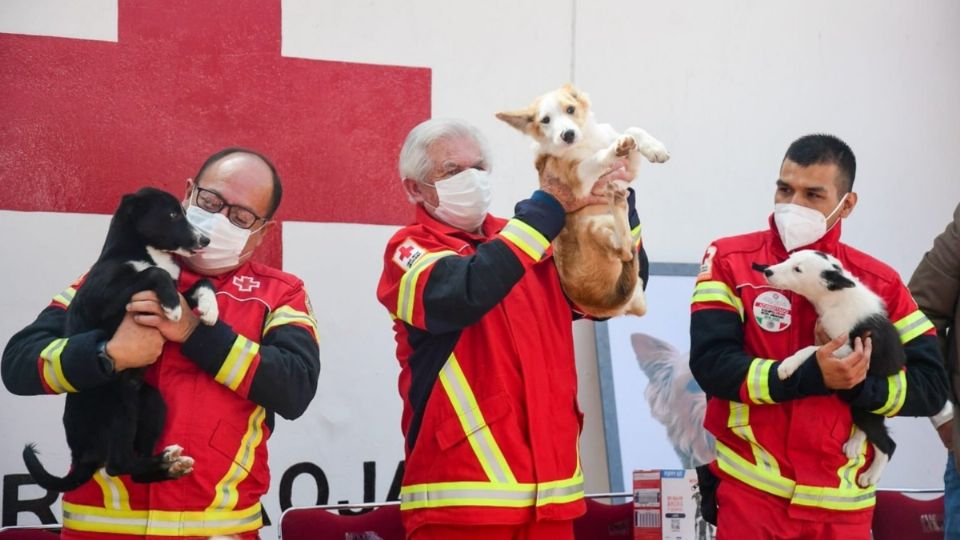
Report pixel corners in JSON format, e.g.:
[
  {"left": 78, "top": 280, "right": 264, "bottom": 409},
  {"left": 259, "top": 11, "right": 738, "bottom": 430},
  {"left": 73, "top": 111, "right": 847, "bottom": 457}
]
[
  {"left": 0, "top": 0, "right": 430, "bottom": 269},
  {"left": 398, "top": 246, "right": 415, "bottom": 260},
  {"left": 232, "top": 275, "right": 261, "bottom": 292}
]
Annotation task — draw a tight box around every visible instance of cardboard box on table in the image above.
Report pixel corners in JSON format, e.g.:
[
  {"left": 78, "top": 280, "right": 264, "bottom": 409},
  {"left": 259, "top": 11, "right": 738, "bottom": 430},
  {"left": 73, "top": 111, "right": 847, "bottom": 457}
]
[{"left": 633, "top": 469, "right": 716, "bottom": 540}]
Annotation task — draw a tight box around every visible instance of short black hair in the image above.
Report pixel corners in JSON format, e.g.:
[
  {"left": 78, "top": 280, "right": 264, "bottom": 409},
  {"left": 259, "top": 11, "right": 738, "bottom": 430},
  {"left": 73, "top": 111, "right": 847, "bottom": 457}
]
[
  {"left": 194, "top": 147, "right": 283, "bottom": 219},
  {"left": 783, "top": 134, "right": 856, "bottom": 193}
]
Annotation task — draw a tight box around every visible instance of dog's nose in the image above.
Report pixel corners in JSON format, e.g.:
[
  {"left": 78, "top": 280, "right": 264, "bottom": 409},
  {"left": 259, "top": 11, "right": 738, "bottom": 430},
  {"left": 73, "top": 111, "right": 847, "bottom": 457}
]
[
  {"left": 764, "top": 269, "right": 773, "bottom": 277},
  {"left": 561, "top": 130, "right": 576, "bottom": 144},
  {"left": 198, "top": 234, "right": 210, "bottom": 248}
]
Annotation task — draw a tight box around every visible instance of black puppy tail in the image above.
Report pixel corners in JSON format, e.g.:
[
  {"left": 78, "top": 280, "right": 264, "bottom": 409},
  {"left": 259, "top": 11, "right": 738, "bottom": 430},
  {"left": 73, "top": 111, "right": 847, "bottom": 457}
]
[{"left": 23, "top": 443, "right": 97, "bottom": 492}]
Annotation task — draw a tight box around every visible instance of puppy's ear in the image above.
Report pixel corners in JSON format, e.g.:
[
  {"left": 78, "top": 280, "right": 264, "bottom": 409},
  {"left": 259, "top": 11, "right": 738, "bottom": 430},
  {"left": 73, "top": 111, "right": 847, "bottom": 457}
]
[
  {"left": 116, "top": 193, "right": 140, "bottom": 220},
  {"left": 496, "top": 109, "right": 535, "bottom": 133},
  {"left": 822, "top": 269, "right": 855, "bottom": 291}
]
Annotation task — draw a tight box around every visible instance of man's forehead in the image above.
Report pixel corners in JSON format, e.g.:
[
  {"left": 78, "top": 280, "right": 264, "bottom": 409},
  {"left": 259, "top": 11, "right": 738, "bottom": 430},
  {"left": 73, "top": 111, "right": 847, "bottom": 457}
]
[
  {"left": 198, "top": 154, "right": 273, "bottom": 211},
  {"left": 779, "top": 160, "right": 841, "bottom": 190}
]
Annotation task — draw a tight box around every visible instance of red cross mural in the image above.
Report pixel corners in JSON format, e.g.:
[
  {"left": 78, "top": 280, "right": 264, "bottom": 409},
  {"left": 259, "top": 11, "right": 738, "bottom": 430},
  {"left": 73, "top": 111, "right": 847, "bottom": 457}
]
[{"left": 0, "top": 0, "right": 431, "bottom": 268}]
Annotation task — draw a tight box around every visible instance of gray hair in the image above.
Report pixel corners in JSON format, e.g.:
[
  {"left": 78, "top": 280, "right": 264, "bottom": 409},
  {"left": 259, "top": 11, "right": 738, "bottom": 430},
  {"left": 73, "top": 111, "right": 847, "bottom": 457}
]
[{"left": 398, "top": 118, "right": 492, "bottom": 183}]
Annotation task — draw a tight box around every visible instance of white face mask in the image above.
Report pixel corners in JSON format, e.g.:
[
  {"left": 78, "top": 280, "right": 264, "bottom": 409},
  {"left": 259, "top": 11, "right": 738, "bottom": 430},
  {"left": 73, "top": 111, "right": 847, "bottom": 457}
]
[
  {"left": 774, "top": 194, "right": 848, "bottom": 252},
  {"left": 185, "top": 205, "right": 253, "bottom": 270},
  {"left": 424, "top": 168, "right": 492, "bottom": 231}
]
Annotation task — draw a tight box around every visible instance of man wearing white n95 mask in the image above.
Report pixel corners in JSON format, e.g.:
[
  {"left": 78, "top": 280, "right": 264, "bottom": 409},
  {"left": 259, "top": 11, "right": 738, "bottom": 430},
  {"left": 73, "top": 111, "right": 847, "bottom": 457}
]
[
  {"left": 689, "top": 134, "right": 948, "bottom": 540},
  {"left": 377, "top": 118, "right": 650, "bottom": 540},
  {"left": 2, "top": 148, "right": 320, "bottom": 539}
]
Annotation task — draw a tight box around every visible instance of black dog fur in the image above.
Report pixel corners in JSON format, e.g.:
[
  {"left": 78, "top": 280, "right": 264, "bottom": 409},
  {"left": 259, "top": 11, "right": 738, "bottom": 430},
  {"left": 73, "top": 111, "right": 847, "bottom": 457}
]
[{"left": 23, "top": 187, "right": 217, "bottom": 491}]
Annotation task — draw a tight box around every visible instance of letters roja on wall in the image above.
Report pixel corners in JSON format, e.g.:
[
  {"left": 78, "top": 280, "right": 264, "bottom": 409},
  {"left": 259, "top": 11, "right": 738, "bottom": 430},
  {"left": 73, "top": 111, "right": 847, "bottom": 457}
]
[{"left": 3, "top": 460, "right": 406, "bottom": 527}]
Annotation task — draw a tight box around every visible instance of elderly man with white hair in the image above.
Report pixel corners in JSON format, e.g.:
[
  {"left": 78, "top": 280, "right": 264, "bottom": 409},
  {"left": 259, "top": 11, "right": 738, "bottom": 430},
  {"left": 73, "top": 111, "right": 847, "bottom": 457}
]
[{"left": 376, "top": 118, "right": 649, "bottom": 540}]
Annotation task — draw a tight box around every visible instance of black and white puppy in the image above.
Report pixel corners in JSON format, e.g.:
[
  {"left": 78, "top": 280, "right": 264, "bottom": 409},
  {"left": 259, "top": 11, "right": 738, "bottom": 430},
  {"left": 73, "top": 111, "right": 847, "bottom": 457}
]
[
  {"left": 758, "top": 250, "right": 905, "bottom": 487},
  {"left": 24, "top": 187, "right": 219, "bottom": 491}
]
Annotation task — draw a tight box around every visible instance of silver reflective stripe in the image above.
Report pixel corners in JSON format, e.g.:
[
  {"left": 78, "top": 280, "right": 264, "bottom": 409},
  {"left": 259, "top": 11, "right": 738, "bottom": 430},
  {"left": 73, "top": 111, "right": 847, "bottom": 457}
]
[
  {"left": 224, "top": 339, "right": 255, "bottom": 387},
  {"left": 792, "top": 490, "right": 874, "bottom": 505},
  {"left": 502, "top": 222, "right": 547, "bottom": 257},
  {"left": 537, "top": 481, "right": 583, "bottom": 501},
  {"left": 896, "top": 316, "right": 928, "bottom": 340},
  {"left": 401, "top": 486, "right": 535, "bottom": 505},
  {"left": 439, "top": 360, "right": 513, "bottom": 483},
  {"left": 716, "top": 447, "right": 792, "bottom": 497},
  {"left": 62, "top": 509, "right": 262, "bottom": 529}
]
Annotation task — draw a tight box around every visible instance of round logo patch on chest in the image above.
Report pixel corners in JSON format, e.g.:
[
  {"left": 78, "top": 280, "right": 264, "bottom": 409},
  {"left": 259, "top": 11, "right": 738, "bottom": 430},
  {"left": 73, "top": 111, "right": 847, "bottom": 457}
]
[{"left": 753, "top": 291, "right": 792, "bottom": 332}]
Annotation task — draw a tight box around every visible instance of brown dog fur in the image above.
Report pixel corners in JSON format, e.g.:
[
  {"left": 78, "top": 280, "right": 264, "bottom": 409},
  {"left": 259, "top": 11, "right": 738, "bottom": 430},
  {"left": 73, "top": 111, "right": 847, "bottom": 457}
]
[{"left": 498, "top": 84, "right": 668, "bottom": 317}]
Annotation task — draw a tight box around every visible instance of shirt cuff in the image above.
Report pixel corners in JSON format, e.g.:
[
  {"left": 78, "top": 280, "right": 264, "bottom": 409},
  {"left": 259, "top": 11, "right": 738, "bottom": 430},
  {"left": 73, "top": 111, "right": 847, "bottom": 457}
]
[{"left": 931, "top": 400, "right": 954, "bottom": 428}]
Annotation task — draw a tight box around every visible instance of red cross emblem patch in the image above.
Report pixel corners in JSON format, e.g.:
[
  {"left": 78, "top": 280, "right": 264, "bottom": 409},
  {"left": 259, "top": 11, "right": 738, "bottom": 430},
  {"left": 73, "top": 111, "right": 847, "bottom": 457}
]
[
  {"left": 392, "top": 239, "right": 426, "bottom": 270},
  {"left": 233, "top": 275, "right": 261, "bottom": 292}
]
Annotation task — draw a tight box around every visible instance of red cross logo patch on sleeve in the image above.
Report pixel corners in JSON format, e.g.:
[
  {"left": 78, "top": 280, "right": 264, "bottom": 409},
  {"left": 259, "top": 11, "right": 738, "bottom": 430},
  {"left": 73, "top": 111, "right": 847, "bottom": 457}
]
[
  {"left": 233, "top": 275, "right": 261, "bottom": 292},
  {"left": 392, "top": 239, "right": 426, "bottom": 271}
]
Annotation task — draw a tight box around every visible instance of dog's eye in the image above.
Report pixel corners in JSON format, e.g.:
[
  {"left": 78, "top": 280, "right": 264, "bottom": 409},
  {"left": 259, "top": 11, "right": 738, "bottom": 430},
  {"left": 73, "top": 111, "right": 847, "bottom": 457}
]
[
  {"left": 566, "top": 106, "right": 575, "bottom": 114},
  {"left": 169, "top": 212, "right": 179, "bottom": 220},
  {"left": 793, "top": 266, "right": 801, "bottom": 273},
  {"left": 540, "top": 116, "right": 550, "bottom": 124}
]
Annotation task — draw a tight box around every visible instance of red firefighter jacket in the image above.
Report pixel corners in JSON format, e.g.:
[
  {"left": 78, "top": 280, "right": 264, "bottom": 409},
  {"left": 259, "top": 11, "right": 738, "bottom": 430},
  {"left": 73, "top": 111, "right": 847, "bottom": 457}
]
[
  {"left": 689, "top": 217, "right": 948, "bottom": 523},
  {"left": 376, "top": 190, "right": 647, "bottom": 533},
  {"left": 2, "top": 261, "right": 320, "bottom": 539}
]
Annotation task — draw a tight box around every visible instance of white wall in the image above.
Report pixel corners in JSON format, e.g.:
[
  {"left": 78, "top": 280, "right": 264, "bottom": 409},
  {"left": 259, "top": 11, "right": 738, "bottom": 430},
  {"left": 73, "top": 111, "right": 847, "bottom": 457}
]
[{"left": 1, "top": 2, "right": 958, "bottom": 533}]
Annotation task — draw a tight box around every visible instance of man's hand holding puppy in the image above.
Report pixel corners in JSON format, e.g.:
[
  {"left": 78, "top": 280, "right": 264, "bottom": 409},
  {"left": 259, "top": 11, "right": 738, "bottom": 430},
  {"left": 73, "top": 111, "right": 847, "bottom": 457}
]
[
  {"left": 816, "top": 333, "right": 872, "bottom": 390},
  {"left": 105, "top": 312, "right": 165, "bottom": 371},
  {"left": 128, "top": 290, "right": 200, "bottom": 343}
]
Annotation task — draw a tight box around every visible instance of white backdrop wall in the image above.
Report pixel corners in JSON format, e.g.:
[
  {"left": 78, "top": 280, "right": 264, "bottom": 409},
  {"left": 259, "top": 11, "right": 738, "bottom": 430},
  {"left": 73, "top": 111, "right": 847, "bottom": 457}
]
[{"left": 1, "top": 1, "right": 959, "bottom": 536}]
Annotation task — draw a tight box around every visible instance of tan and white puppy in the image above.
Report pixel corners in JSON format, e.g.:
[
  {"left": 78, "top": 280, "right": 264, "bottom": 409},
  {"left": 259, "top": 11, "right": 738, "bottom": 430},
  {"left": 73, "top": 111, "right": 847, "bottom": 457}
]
[{"left": 497, "top": 84, "right": 668, "bottom": 317}]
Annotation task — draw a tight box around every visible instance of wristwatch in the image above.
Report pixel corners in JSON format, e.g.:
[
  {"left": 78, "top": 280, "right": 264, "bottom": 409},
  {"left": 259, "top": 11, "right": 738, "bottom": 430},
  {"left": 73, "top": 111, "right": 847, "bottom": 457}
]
[{"left": 96, "top": 340, "right": 116, "bottom": 374}]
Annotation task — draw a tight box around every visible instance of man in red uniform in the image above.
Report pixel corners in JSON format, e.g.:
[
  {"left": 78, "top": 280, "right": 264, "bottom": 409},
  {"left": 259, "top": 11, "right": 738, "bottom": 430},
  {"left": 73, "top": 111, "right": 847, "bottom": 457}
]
[
  {"left": 690, "top": 134, "right": 949, "bottom": 539},
  {"left": 376, "top": 118, "right": 648, "bottom": 540},
  {"left": 2, "top": 148, "right": 320, "bottom": 539}
]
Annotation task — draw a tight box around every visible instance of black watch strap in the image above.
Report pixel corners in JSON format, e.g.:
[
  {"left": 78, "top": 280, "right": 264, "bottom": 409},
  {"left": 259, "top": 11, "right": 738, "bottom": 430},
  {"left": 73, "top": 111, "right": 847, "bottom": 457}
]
[{"left": 96, "top": 340, "right": 115, "bottom": 374}]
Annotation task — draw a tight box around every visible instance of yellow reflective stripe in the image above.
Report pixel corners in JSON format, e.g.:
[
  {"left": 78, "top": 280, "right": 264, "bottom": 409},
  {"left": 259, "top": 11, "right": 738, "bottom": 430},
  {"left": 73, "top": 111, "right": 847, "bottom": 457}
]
[
  {"left": 727, "top": 402, "right": 780, "bottom": 476},
  {"left": 40, "top": 338, "right": 75, "bottom": 394},
  {"left": 499, "top": 219, "right": 550, "bottom": 262},
  {"left": 208, "top": 406, "right": 266, "bottom": 511},
  {"left": 535, "top": 473, "right": 584, "bottom": 506},
  {"left": 837, "top": 428, "right": 868, "bottom": 490},
  {"left": 715, "top": 441, "right": 794, "bottom": 499},
  {"left": 439, "top": 355, "right": 517, "bottom": 484},
  {"left": 51, "top": 286, "right": 77, "bottom": 307},
  {"left": 62, "top": 501, "right": 262, "bottom": 536},
  {"left": 631, "top": 224, "right": 642, "bottom": 249},
  {"left": 792, "top": 484, "right": 875, "bottom": 511},
  {"left": 396, "top": 250, "right": 456, "bottom": 324},
  {"left": 262, "top": 305, "right": 318, "bottom": 339},
  {"left": 399, "top": 475, "right": 584, "bottom": 510},
  {"left": 746, "top": 359, "right": 776, "bottom": 404},
  {"left": 894, "top": 310, "right": 935, "bottom": 344},
  {"left": 214, "top": 335, "right": 260, "bottom": 391},
  {"left": 691, "top": 281, "right": 744, "bottom": 319},
  {"left": 871, "top": 370, "right": 907, "bottom": 417},
  {"left": 93, "top": 468, "right": 131, "bottom": 511}
]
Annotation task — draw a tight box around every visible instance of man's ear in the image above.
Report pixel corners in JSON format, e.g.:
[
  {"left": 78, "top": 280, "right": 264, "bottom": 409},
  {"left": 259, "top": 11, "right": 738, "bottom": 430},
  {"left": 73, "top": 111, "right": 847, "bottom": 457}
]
[
  {"left": 401, "top": 178, "right": 424, "bottom": 204},
  {"left": 822, "top": 269, "right": 855, "bottom": 291},
  {"left": 839, "top": 191, "right": 857, "bottom": 219},
  {"left": 495, "top": 109, "right": 535, "bottom": 133}
]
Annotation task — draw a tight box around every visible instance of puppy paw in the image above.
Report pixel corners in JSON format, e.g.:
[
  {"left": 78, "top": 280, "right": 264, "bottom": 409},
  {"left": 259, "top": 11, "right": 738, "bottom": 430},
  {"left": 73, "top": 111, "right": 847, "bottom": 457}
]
[
  {"left": 615, "top": 135, "right": 637, "bottom": 157},
  {"left": 776, "top": 363, "right": 796, "bottom": 381},
  {"left": 163, "top": 304, "right": 182, "bottom": 322},
  {"left": 162, "top": 444, "right": 194, "bottom": 478},
  {"left": 194, "top": 287, "right": 219, "bottom": 326},
  {"left": 639, "top": 141, "right": 670, "bottom": 163}
]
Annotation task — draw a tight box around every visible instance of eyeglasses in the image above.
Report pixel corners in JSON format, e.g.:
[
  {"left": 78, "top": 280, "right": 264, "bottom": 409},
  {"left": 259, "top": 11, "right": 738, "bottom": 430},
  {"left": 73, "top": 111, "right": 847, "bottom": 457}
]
[{"left": 192, "top": 187, "right": 266, "bottom": 229}]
